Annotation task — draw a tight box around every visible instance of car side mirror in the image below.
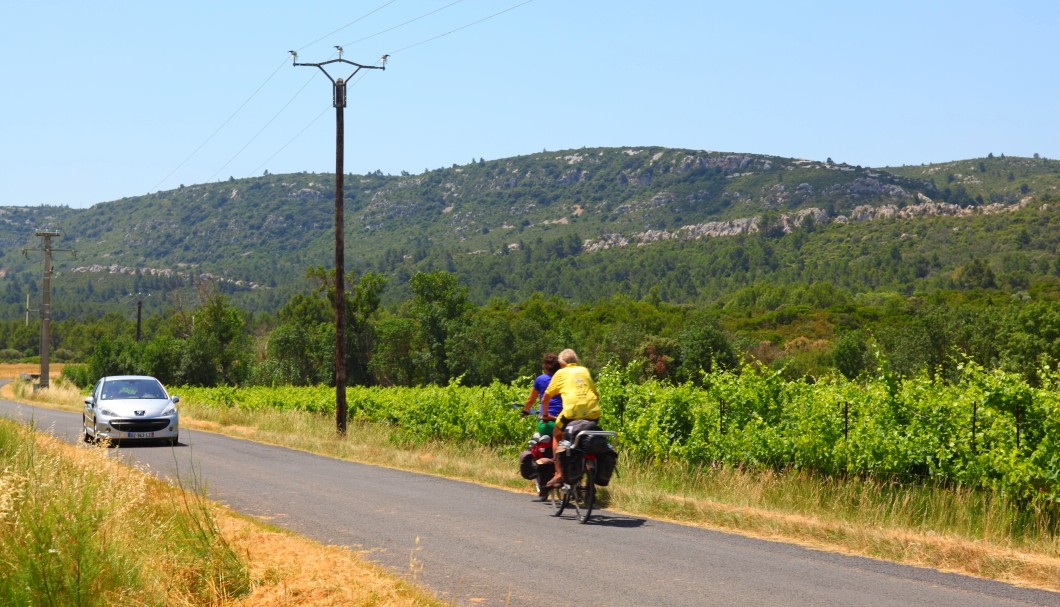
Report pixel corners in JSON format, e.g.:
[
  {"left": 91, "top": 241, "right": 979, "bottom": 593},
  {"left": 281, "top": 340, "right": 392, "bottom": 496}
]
[
  {"left": 84, "top": 396, "right": 95, "bottom": 407},
  {"left": 171, "top": 396, "right": 180, "bottom": 403}
]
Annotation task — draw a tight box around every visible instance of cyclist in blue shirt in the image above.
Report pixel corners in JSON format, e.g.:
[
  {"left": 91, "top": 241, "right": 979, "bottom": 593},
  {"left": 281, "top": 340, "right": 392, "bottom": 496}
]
[{"left": 521, "top": 352, "right": 563, "bottom": 435}]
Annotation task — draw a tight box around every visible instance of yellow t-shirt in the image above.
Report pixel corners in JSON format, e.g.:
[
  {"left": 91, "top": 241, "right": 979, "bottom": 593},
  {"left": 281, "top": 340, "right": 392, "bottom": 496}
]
[{"left": 543, "top": 364, "right": 600, "bottom": 421}]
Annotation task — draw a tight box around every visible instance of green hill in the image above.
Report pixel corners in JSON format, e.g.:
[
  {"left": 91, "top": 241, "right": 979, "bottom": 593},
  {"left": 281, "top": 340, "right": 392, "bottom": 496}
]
[{"left": 1, "top": 147, "right": 1058, "bottom": 320}]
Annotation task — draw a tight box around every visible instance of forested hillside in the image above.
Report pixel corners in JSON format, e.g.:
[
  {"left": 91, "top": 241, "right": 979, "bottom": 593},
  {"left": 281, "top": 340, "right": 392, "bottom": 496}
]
[
  {"left": 2, "top": 147, "right": 1057, "bottom": 321},
  {"left": 2, "top": 147, "right": 1060, "bottom": 387}
]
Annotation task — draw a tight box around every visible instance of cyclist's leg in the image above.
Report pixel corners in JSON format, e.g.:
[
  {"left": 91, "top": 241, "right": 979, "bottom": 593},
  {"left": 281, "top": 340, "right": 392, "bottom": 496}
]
[{"left": 546, "top": 414, "right": 570, "bottom": 486}]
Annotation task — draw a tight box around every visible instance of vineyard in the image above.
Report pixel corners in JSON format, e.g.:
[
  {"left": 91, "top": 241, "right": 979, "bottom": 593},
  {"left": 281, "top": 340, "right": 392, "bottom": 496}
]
[{"left": 178, "top": 361, "right": 1060, "bottom": 510}]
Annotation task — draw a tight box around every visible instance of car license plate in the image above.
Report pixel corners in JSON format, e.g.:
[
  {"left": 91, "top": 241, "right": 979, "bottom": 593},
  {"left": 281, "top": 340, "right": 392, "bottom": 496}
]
[{"left": 128, "top": 432, "right": 155, "bottom": 438}]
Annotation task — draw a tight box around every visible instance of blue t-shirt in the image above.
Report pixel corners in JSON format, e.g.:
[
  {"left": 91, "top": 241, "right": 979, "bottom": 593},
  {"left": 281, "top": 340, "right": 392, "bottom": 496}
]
[{"left": 533, "top": 373, "right": 563, "bottom": 417}]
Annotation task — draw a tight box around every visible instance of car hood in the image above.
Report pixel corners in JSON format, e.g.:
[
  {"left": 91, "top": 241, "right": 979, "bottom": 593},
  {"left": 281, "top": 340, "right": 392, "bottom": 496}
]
[{"left": 98, "top": 399, "right": 175, "bottom": 417}]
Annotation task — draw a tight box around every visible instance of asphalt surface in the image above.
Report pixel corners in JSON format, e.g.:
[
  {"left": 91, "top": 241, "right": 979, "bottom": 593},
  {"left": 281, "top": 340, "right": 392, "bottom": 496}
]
[{"left": 2, "top": 397, "right": 1058, "bottom": 607}]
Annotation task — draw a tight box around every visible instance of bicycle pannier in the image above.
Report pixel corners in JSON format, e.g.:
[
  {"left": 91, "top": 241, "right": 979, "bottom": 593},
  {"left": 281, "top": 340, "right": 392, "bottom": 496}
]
[
  {"left": 594, "top": 447, "right": 618, "bottom": 486},
  {"left": 580, "top": 432, "right": 611, "bottom": 455},
  {"left": 559, "top": 448, "right": 583, "bottom": 484},
  {"left": 519, "top": 449, "right": 536, "bottom": 480}
]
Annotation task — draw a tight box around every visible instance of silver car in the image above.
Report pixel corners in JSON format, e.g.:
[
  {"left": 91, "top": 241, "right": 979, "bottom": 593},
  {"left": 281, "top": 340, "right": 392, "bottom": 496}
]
[{"left": 83, "top": 375, "right": 180, "bottom": 446}]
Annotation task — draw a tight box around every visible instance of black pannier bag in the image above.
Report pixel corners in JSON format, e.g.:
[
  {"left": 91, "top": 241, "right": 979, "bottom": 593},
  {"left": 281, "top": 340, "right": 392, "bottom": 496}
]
[
  {"left": 559, "top": 448, "right": 583, "bottom": 484},
  {"left": 564, "top": 419, "right": 607, "bottom": 451},
  {"left": 519, "top": 449, "right": 536, "bottom": 480},
  {"left": 594, "top": 446, "right": 618, "bottom": 486},
  {"left": 579, "top": 432, "right": 611, "bottom": 455}
]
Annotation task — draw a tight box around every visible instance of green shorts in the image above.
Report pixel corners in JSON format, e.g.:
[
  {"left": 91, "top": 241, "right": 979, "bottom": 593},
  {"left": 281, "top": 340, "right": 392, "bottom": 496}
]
[{"left": 537, "top": 420, "right": 555, "bottom": 436}]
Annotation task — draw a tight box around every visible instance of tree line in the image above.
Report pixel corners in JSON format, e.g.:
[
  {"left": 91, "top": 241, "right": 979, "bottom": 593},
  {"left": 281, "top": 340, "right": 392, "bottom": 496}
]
[{"left": 0, "top": 268, "right": 1049, "bottom": 391}]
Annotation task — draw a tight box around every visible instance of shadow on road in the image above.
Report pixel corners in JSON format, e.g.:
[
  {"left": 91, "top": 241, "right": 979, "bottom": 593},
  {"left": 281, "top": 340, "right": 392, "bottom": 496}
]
[
  {"left": 95, "top": 440, "right": 185, "bottom": 449},
  {"left": 580, "top": 514, "right": 647, "bottom": 528}
]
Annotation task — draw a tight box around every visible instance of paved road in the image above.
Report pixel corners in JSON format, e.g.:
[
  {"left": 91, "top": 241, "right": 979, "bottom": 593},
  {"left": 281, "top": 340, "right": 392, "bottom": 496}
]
[{"left": 2, "top": 397, "right": 1057, "bottom": 607}]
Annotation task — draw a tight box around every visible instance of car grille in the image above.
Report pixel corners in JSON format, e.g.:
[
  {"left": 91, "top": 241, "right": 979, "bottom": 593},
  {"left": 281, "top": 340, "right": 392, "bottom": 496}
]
[{"left": 109, "top": 419, "right": 171, "bottom": 432}]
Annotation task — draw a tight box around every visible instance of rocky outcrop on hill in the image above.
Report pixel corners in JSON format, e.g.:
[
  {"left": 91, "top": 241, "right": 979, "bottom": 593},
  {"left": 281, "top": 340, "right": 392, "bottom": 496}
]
[
  {"left": 837, "top": 197, "right": 1031, "bottom": 223},
  {"left": 582, "top": 197, "right": 1030, "bottom": 252},
  {"left": 70, "top": 264, "right": 264, "bottom": 289}
]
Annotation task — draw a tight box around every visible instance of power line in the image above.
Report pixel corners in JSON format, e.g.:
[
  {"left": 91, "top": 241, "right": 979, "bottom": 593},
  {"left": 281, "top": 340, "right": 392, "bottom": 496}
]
[
  {"left": 247, "top": 1, "right": 538, "bottom": 178},
  {"left": 248, "top": 63, "right": 383, "bottom": 177},
  {"left": 250, "top": 105, "right": 330, "bottom": 177},
  {"left": 152, "top": 56, "right": 288, "bottom": 191},
  {"left": 387, "top": 0, "right": 536, "bottom": 56},
  {"left": 208, "top": 71, "right": 321, "bottom": 183},
  {"left": 242, "top": 2, "right": 468, "bottom": 177},
  {"left": 340, "top": 0, "right": 466, "bottom": 49},
  {"left": 152, "top": 0, "right": 399, "bottom": 192},
  {"left": 296, "top": 0, "right": 399, "bottom": 51},
  {"left": 187, "top": 0, "right": 540, "bottom": 185}
]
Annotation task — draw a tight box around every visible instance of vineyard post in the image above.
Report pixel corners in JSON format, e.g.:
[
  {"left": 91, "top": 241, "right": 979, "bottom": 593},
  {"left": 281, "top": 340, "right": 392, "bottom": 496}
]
[
  {"left": 719, "top": 398, "right": 725, "bottom": 435},
  {"left": 843, "top": 401, "right": 849, "bottom": 440},
  {"left": 1015, "top": 399, "right": 1021, "bottom": 450},
  {"left": 971, "top": 399, "right": 978, "bottom": 453}
]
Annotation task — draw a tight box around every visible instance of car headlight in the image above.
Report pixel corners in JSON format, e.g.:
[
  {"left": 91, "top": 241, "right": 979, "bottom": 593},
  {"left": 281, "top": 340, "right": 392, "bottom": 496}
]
[
  {"left": 161, "top": 405, "right": 177, "bottom": 417},
  {"left": 99, "top": 407, "right": 117, "bottom": 417}
]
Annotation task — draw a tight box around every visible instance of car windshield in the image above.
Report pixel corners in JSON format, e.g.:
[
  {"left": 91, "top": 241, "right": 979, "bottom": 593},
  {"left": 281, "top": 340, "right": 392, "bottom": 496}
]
[{"left": 102, "top": 379, "right": 165, "bottom": 400}]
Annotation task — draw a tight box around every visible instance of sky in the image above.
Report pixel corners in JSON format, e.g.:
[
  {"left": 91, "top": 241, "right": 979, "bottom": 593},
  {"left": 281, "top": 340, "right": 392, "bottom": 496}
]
[{"left": 2, "top": 0, "right": 1058, "bottom": 209}]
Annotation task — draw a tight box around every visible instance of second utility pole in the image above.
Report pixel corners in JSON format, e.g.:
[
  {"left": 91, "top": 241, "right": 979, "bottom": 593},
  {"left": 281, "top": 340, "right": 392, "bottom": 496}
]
[
  {"left": 292, "top": 48, "right": 385, "bottom": 437},
  {"left": 23, "top": 228, "right": 74, "bottom": 390}
]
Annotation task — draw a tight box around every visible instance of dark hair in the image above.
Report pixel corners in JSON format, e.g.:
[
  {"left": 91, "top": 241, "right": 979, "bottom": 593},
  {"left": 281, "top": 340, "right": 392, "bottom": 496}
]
[{"left": 542, "top": 352, "right": 561, "bottom": 375}]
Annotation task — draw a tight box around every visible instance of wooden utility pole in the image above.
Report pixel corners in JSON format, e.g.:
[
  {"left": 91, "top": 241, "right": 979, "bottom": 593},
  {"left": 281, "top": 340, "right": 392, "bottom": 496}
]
[
  {"left": 23, "top": 228, "right": 74, "bottom": 389},
  {"left": 134, "top": 292, "right": 149, "bottom": 341},
  {"left": 291, "top": 48, "right": 385, "bottom": 436}
]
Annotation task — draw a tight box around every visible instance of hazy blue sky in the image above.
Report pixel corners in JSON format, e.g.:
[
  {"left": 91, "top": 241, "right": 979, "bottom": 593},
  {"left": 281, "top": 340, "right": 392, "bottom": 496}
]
[{"left": 2, "top": 0, "right": 1057, "bottom": 208}]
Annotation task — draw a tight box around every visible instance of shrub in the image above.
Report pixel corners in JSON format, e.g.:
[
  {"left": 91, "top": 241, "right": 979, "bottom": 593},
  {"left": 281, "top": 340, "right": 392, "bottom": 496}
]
[{"left": 60, "top": 364, "right": 93, "bottom": 389}]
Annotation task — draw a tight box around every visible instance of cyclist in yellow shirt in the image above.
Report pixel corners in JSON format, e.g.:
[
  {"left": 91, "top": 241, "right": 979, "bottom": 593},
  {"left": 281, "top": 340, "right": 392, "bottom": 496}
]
[{"left": 542, "top": 348, "right": 601, "bottom": 487}]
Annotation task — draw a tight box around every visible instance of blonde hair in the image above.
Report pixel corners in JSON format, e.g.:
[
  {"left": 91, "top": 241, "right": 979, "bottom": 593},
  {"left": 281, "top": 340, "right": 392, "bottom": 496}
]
[{"left": 558, "top": 348, "right": 579, "bottom": 365}]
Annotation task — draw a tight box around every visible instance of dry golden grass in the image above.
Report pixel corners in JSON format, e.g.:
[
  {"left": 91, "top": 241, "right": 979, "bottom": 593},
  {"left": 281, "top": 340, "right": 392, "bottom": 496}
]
[
  {"left": 0, "top": 362, "right": 63, "bottom": 380},
  {"left": 221, "top": 517, "right": 438, "bottom": 607},
  {"left": 8, "top": 375, "right": 83, "bottom": 406},
  {"left": 6, "top": 416, "right": 443, "bottom": 607},
  {"left": 0, "top": 367, "right": 444, "bottom": 607}
]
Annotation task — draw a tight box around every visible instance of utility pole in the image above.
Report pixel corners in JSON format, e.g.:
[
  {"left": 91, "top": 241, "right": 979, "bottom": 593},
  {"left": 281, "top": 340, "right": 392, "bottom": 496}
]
[
  {"left": 291, "top": 48, "right": 386, "bottom": 436},
  {"left": 134, "top": 292, "right": 150, "bottom": 341},
  {"left": 23, "top": 228, "right": 74, "bottom": 389}
]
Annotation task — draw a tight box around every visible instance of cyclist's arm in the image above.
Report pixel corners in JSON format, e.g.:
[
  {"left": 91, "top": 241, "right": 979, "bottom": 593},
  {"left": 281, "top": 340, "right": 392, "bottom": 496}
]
[{"left": 523, "top": 388, "right": 540, "bottom": 414}]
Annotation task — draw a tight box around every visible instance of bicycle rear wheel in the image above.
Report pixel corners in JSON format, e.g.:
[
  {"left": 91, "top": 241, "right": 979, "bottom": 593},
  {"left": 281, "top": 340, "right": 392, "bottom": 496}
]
[
  {"left": 551, "top": 453, "right": 576, "bottom": 516},
  {"left": 550, "top": 484, "right": 568, "bottom": 516},
  {"left": 573, "top": 460, "right": 596, "bottom": 523}
]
